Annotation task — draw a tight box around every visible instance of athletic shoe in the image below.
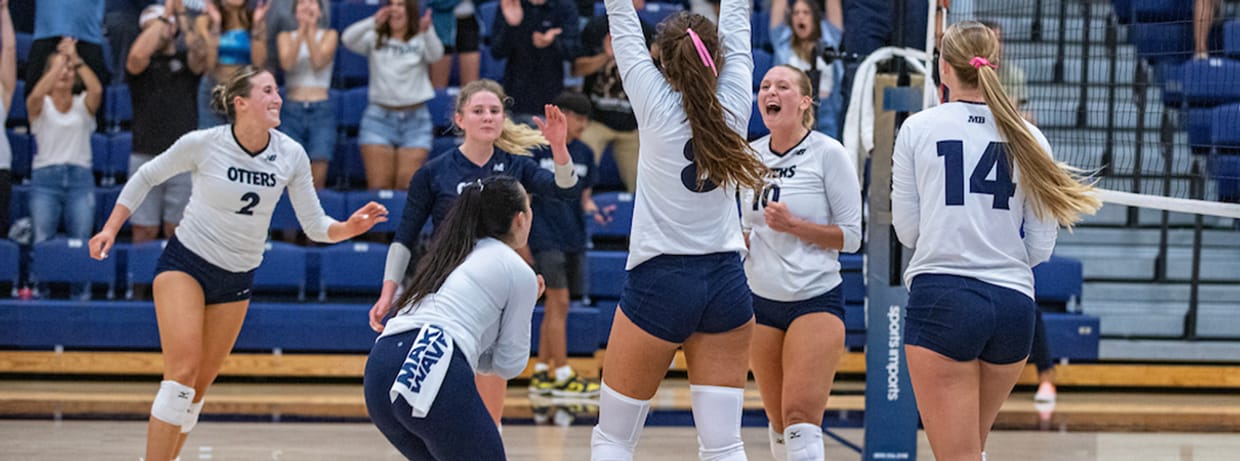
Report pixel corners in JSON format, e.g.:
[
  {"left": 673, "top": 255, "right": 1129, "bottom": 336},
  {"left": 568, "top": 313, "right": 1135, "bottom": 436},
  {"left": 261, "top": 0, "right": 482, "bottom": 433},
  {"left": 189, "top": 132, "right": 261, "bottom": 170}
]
[
  {"left": 551, "top": 372, "right": 601, "bottom": 398},
  {"left": 1034, "top": 381, "right": 1057, "bottom": 403},
  {"left": 528, "top": 371, "right": 554, "bottom": 395}
]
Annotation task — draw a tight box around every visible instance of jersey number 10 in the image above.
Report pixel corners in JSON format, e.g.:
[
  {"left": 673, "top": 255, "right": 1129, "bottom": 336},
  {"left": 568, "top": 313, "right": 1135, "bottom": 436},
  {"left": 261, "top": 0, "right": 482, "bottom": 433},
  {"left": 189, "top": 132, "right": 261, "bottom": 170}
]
[{"left": 936, "top": 140, "right": 1015, "bottom": 210}]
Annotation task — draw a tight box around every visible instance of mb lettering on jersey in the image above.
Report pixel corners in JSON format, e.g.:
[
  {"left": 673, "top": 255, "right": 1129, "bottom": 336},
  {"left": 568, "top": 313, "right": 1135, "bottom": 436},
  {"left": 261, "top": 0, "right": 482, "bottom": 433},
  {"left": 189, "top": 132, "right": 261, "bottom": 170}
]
[
  {"left": 226, "top": 167, "right": 278, "bottom": 187},
  {"left": 395, "top": 328, "right": 449, "bottom": 393}
]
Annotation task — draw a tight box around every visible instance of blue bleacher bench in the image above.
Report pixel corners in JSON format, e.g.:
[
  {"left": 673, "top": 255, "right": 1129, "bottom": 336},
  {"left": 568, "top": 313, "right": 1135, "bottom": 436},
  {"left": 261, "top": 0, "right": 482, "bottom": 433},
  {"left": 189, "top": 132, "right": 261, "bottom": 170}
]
[{"left": 529, "top": 303, "right": 601, "bottom": 355}]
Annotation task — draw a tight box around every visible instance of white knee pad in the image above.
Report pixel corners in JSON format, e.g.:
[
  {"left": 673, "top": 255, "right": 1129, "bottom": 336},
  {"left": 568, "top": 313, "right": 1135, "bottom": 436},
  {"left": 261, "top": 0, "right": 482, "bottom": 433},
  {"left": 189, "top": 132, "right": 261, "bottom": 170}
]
[
  {"left": 591, "top": 382, "right": 651, "bottom": 461},
  {"left": 783, "top": 423, "right": 823, "bottom": 461},
  {"left": 769, "top": 425, "right": 787, "bottom": 461},
  {"left": 180, "top": 400, "right": 205, "bottom": 433},
  {"left": 151, "top": 380, "right": 195, "bottom": 426},
  {"left": 690, "top": 385, "right": 747, "bottom": 461}
]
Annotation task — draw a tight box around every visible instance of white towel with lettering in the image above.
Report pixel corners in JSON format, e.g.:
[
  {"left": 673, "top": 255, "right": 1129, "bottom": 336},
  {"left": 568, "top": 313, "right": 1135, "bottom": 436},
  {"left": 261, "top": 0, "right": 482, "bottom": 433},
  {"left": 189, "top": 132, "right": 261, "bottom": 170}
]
[{"left": 389, "top": 325, "right": 455, "bottom": 418}]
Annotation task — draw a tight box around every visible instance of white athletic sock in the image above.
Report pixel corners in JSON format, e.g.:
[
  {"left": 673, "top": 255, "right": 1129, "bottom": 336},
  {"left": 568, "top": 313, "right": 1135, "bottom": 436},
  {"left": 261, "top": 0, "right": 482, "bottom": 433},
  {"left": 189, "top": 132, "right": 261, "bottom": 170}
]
[
  {"left": 768, "top": 425, "right": 787, "bottom": 461},
  {"left": 534, "top": 362, "right": 550, "bottom": 373},
  {"left": 555, "top": 365, "right": 575, "bottom": 383},
  {"left": 690, "top": 385, "right": 747, "bottom": 461},
  {"left": 783, "top": 423, "right": 823, "bottom": 461},
  {"left": 591, "top": 382, "right": 651, "bottom": 461},
  {"left": 982, "top": 451, "right": 987, "bottom": 461}
]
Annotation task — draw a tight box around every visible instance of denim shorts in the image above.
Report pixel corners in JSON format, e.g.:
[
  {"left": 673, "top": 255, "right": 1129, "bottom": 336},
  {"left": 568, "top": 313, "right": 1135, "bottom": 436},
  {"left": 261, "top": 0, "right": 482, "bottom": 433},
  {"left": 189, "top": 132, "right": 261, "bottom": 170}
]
[
  {"left": 359, "top": 104, "right": 433, "bottom": 150},
  {"left": 904, "top": 274, "right": 1036, "bottom": 364},
  {"left": 280, "top": 99, "right": 338, "bottom": 161},
  {"left": 619, "top": 252, "right": 753, "bottom": 343},
  {"left": 753, "top": 285, "right": 845, "bottom": 331},
  {"left": 155, "top": 236, "right": 256, "bottom": 305}
]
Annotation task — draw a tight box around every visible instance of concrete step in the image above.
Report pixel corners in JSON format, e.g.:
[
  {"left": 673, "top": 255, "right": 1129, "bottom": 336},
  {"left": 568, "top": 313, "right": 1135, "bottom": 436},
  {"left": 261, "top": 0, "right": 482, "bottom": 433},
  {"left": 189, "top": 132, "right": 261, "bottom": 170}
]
[
  {"left": 1007, "top": 41, "right": 1138, "bottom": 61},
  {"left": 1029, "top": 98, "right": 1164, "bottom": 131},
  {"left": 1084, "top": 282, "right": 1240, "bottom": 302},
  {"left": 1014, "top": 55, "right": 1138, "bottom": 85},
  {"left": 1083, "top": 300, "right": 1187, "bottom": 337},
  {"left": 1101, "top": 339, "right": 1240, "bottom": 361},
  {"left": 1060, "top": 228, "right": 1240, "bottom": 248},
  {"left": 1028, "top": 82, "right": 1159, "bottom": 106},
  {"left": 1053, "top": 141, "right": 1194, "bottom": 176}
]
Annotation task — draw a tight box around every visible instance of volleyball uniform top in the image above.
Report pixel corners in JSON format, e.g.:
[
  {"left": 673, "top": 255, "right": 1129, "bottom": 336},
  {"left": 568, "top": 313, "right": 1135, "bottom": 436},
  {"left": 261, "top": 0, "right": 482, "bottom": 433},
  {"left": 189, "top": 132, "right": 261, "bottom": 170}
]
[
  {"left": 118, "top": 126, "right": 337, "bottom": 272},
  {"left": 383, "top": 148, "right": 580, "bottom": 283},
  {"left": 741, "top": 131, "right": 862, "bottom": 302},
  {"left": 381, "top": 237, "right": 539, "bottom": 380},
  {"left": 606, "top": 0, "right": 753, "bottom": 270},
  {"left": 342, "top": 17, "right": 443, "bottom": 107},
  {"left": 891, "top": 101, "right": 1058, "bottom": 298}
]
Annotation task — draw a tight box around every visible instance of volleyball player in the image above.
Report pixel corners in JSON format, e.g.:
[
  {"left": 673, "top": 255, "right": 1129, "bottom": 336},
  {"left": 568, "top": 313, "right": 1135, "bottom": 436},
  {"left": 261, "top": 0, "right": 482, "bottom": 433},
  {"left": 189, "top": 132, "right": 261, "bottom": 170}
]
[
  {"left": 743, "top": 65, "right": 861, "bottom": 461},
  {"left": 364, "top": 175, "right": 543, "bottom": 460},
  {"left": 891, "top": 21, "right": 1100, "bottom": 461},
  {"left": 591, "top": 0, "right": 767, "bottom": 458},
  {"left": 88, "top": 66, "right": 389, "bottom": 461},
  {"left": 368, "top": 79, "right": 581, "bottom": 425}
]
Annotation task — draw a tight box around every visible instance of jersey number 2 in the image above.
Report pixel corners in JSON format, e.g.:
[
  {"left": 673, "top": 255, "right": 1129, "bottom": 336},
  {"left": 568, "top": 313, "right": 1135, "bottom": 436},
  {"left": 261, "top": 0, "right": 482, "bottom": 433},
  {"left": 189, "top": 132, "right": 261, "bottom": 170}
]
[
  {"left": 936, "top": 140, "right": 1014, "bottom": 210},
  {"left": 236, "top": 192, "right": 261, "bottom": 215}
]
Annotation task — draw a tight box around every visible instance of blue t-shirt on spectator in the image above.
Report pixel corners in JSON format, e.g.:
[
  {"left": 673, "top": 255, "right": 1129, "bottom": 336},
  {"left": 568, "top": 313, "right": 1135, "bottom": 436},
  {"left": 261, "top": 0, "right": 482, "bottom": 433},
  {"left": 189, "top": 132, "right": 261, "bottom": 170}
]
[
  {"left": 529, "top": 140, "right": 596, "bottom": 253},
  {"left": 35, "top": 0, "right": 105, "bottom": 43}
]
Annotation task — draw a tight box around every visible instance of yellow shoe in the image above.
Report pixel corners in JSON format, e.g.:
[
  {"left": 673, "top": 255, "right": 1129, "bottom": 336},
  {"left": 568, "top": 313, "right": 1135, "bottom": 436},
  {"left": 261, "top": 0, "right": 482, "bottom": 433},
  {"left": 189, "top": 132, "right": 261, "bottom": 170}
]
[
  {"left": 528, "top": 370, "right": 554, "bottom": 395},
  {"left": 551, "top": 372, "right": 601, "bottom": 398}
]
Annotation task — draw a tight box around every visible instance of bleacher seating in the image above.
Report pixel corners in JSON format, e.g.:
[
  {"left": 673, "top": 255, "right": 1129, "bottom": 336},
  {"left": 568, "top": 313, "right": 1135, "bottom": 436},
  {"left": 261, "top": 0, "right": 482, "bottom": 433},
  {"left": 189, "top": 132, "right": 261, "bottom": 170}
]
[
  {"left": 1033, "top": 255, "right": 1084, "bottom": 308},
  {"left": 318, "top": 241, "right": 385, "bottom": 299},
  {"left": 478, "top": 1, "right": 499, "bottom": 42},
  {"left": 104, "top": 84, "right": 133, "bottom": 131},
  {"left": 7, "top": 130, "right": 31, "bottom": 180},
  {"left": 329, "top": 136, "right": 365, "bottom": 188},
  {"left": 9, "top": 184, "right": 29, "bottom": 223},
  {"left": 93, "top": 186, "right": 121, "bottom": 233},
  {"left": 253, "top": 241, "right": 308, "bottom": 300},
  {"left": 586, "top": 250, "right": 625, "bottom": 300},
  {"left": 586, "top": 191, "right": 634, "bottom": 241},
  {"left": 1128, "top": 0, "right": 1191, "bottom": 22},
  {"left": 335, "top": 86, "right": 368, "bottom": 134},
  {"left": 124, "top": 240, "right": 164, "bottom": 298},
  {"left": 1182, "top": 59, "right": 1240, "bottom": 106},
  {"left": 7, "top": 80, "right": 26, "bottom": 126},
  {"left": 752, "top": 49, "right": 773, "bottom": 91},
  {"left": 479, "top": 44, "right": 506, "bottom": 82},
  {"left": 529, "top": 303, "right": 600, "bottom": 355},
  {"left": 428, "top": 88, "right": 457, "bottom": 135},
  {"left": 15, "top": 32, "right": 32, "bottom": 66},
  {"left": 0, "top": 239, "right": 19, "bottom": 295},
  {"left": 31, "top": 237, "right": 117, "bottom": 299},
  {"left": 749, "top": 98, "right": 769, "bottom": 140},
  {"left": 1226, "top": 20, "right": 1240, "bottom": 57},
  {"left": 345, "top": 189, "right": 406, "bottom": 233},
  {"left": 637, "top": 2, "right": 683, "bottom": 26},
  {"left": 333, "top": 45, "right": 369, "bottom": 88}
]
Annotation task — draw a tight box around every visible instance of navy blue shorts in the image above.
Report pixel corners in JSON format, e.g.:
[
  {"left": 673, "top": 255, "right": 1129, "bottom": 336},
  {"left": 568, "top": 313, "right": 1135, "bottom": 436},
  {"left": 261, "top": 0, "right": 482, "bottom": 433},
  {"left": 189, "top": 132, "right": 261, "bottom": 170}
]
[
  {"left": 904, "top": 274, "right": 1036, "bottom": 364},
  {"left": 619, "top": 252, "right": 753, "bottom": 343},
  {"left": 753, "top": 285, "right": 845, "bottom": 331},
  {"left": 154, "top": 236, "right": 256, "bottom": 305},
  {"left": 364, "top": 328, "right": 504, "bottom": 460}
]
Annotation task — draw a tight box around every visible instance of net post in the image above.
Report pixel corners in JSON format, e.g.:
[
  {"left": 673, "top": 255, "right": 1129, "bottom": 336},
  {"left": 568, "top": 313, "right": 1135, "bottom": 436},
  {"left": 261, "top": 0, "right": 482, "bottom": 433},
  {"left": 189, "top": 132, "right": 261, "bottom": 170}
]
[{"left": 863, "top": 74, "right": 924, "bottom": 461}]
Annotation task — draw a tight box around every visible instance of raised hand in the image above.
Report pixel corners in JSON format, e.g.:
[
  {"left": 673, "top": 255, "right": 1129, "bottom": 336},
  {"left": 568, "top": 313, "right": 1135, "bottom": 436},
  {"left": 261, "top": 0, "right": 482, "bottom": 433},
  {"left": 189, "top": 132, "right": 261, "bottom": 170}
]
[
  {"left": 419, "top": 9, "right": 432, "bottom": 33},
  {"left": 205, "top": 1, "right": 221, "bottom": 28},
  {"left": 374, "top": 6, "right": 391, "bottom": 26},
  {"left": 532, "top": 104, "right": 567, "bottom": 148},
  {"left": 500, "top": 0, "right": 523, "bottom": 26},
  {"left": 252, "top": 0, "right": 271, "bottom": 27}
]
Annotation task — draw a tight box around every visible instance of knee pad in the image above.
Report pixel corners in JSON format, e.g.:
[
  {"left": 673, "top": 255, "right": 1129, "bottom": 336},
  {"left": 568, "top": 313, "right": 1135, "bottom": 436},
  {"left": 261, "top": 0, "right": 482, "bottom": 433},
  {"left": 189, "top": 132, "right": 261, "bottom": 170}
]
[
  {"left": 783, "top": 423, "right": 823, "bottom": 461},
  {"left": 591, "top": 382, "right": 651, "bottom": 461},
  {"left": 769, "top": 425, "right": 787, "bottom": 461},
  {"left": 151, "top": 380, "right": 195, "bottom": 426},
  {"left": 180, "top": 400, "right": 205, "bottom": 433},
  {"left": 690, "top": 385, "right": 746, "bottom": 461}
]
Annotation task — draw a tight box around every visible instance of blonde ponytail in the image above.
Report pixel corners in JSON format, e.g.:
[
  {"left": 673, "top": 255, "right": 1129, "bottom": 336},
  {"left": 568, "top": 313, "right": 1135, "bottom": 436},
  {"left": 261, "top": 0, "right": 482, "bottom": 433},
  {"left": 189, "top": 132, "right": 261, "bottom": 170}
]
[{"left": 943, "top": 22, "right": 1100, "bottom": 228}]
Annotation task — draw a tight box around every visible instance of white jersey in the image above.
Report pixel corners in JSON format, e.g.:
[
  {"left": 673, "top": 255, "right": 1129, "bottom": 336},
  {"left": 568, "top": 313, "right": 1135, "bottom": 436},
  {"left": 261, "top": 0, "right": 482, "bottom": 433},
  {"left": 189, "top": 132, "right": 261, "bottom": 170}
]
[
  {"left": 606, "top": 0, "right": 754, "bottom": 270},
  {"left": 381, "top": 238, "right": 539, "bottom": 380},
  {"left": 741, "top": 131, "right": 862, "bottom": 301},
  {"left": 117, "top": 126, "right": 337, "bottom": 272},
  {"left": 891, "top": 102, "right": 1058, "bottom": 298}
]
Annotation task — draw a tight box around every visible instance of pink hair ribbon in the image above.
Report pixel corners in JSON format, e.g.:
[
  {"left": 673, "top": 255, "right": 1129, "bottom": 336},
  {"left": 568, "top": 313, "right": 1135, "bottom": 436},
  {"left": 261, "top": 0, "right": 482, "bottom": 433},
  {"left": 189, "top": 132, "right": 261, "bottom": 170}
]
[
  {"left": 970, "top": 56, "right": 997, "bottom": 69},
  {"left": 685, "top": 28, "right": 718, "bottom": 77}
]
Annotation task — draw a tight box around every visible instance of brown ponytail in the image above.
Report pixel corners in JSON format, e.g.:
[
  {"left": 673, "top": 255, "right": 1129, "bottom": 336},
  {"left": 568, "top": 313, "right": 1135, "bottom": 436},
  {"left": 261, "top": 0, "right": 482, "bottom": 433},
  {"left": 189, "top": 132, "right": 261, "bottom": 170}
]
[
  {"left": 941, "top": 21, "right": 1099, "bottom": 227},
  {"left": 656, "top": 12, "right": 767, "bottom": 191}
]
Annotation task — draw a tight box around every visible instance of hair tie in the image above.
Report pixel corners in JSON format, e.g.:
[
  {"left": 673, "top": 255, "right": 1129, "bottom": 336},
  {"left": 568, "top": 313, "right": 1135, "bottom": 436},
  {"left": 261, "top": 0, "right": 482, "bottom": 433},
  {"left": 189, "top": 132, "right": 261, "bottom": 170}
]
[
  {"left": 473, "top": 179, "right": 484, "bottom": 192},
  {"left": 685, "top": 28, "right": 718, "bottom": 77},
  {"left": 970, "top": 56, "right": 997, "bottom": 70}
]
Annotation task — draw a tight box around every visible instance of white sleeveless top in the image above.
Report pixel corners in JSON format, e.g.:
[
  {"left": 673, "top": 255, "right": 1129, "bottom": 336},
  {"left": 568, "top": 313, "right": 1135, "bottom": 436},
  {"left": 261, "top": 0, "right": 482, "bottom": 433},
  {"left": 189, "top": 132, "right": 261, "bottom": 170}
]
[
  {"left": 31, "top": 94, "right": 95, "bottom": 170},
  {"left": 285, "top": 30, "right": 334, "bottom": 91}
]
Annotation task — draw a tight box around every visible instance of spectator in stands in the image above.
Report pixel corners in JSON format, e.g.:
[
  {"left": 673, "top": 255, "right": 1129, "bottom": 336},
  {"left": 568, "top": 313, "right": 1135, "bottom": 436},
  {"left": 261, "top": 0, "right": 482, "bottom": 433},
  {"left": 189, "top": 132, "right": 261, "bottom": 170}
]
[
  {"left": 25, "top": 0, "right": 110, "bottom": 96},
  {"left": 891, "top": 22, "right": 1099, "bottom": 461},
  {"left": 88, "top": 66, "right": 388, "bottom": 461},
  {"left": 572, "top": 0, "right": 653, "bottom": 193},
  {"left": 527, "top": 91, "right": 604, "bottom": 399},
  {"left": 342, "top": 0, "right": 442, "bottom": 190},
  {"left": 194, "top": 0, "right": 271, "bottom": 128},
  {"left": 277, "top": 0, "right": 336, "bottom": 189},
  {"left": 126, "top": 3, "right": 206, "bottom": 245},
  {"left": 743, "top": 65, "right": 861, "bottom": 461},
  {"left": 1195, "top": 0, "right": 1221, "bottom": 60},
  {"left": 27, "top": 39, "right": 101, "bottom": 300},
  {"left": 426, "top": 0, "right": 481, "bottom": 89},
  {"left": 105, "top": 0, "right": 147, "bottom": 85},
  {"left": 0, "top": 0, "right": 15, "bottom": 234},
  {"left": 365, "top": 175, "right": 541, "bottom": 460},
  {"left": 768, "top": 0, "right": 844, "bottom": 139},
  {"left": 369, "top": 80, "right": 581, "bottom": 426},
  {"left": 491, "top": 0, "right": 581, "bottom": 123},
  {"left": 589, "top": 0, "right": 765, "bottom": 458},
  {"left": 265, "top": 0, "right": 329, "bottom": 72}
]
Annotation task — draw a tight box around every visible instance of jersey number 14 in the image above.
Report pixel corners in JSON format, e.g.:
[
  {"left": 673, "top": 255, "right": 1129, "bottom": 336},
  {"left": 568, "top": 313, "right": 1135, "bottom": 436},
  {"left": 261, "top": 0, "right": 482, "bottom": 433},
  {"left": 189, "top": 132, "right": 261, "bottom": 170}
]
[{"left": 936, "top": 140, "right": 1014, "bottom": 210}]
